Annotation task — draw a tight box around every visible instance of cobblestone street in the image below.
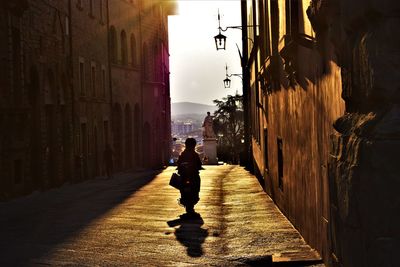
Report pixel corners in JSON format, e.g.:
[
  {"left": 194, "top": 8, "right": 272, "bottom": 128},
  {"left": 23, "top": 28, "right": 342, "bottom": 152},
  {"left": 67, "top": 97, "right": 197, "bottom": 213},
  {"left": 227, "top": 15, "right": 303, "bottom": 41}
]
[{"left": 0, "top": 165, "right": 322, "bottom": 266}]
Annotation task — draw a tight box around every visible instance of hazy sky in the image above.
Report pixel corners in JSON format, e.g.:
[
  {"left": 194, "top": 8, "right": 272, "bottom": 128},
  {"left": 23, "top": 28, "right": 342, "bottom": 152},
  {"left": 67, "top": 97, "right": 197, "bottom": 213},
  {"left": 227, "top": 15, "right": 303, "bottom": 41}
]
[{"left": 168, "top": 0, "right": 242, "bottom": 106}]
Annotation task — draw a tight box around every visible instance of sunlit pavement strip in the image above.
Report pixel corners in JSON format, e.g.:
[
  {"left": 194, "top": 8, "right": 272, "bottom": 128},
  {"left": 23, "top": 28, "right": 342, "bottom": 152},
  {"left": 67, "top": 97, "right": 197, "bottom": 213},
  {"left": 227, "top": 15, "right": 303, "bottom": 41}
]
[{"left": 0, "top": 165, "right": 323, "bottom": 266}]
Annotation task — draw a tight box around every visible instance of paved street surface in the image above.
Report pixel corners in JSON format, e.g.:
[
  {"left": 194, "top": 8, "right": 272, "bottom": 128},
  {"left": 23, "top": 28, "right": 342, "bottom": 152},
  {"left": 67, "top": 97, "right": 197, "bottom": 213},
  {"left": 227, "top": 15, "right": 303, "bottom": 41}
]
[{"left": 0, "top": 165, "right": 323, "bottom": 266}]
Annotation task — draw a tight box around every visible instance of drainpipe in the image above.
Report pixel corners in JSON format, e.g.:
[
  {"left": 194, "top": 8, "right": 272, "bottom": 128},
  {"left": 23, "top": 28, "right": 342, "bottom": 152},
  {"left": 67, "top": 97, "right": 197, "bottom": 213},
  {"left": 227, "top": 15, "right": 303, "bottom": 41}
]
[
  {"left": 139, "top": 2, "right": 144, "bottom": 167},
  {"left": 67, "top": 0, "right": 77, "bottom": 180},
  {"left": 241, "top": 0, "right": 252, "bottom": 171},
  {"left": 106, "top": 0, "right": 112, "bottom": 112}
]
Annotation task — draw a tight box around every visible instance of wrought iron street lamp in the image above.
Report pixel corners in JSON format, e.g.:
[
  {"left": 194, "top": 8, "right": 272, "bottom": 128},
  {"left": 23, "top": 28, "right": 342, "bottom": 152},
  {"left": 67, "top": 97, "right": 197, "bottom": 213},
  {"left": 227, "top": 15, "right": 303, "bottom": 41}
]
[
  {"left": 223, "top": 77, "right": 232, "bottom": 88},
  {"left": 224, "top": 64, "right": 242, "bottom": 88},
  {"left": 214, "top": 12, "right": 227, "bottom": 50},
  {"left": 214, "top": 10, "right": 244, "bottom": 50},
  {"left": 214, "top": 10, "right": 257, "bottom": 51},
  {"left": 214, "top": 30, "right": 227, "bottom": 50}
]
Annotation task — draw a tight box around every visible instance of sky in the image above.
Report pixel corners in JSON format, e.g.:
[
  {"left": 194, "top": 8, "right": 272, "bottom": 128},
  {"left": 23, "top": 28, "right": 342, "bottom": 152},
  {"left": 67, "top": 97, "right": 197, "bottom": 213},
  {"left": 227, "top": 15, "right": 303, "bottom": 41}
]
[{"left": 168, "top": 0, "right": 243, "bottom": 106}]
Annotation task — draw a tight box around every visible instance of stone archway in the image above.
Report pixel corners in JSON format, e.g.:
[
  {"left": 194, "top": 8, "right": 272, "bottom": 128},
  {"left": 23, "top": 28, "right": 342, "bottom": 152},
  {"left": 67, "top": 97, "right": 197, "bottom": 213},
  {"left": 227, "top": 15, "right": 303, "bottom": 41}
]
[
  {"left": 44, "top": 69, "right": 57, "bottom": 187},
  {"left": 125, "top": 104, "right": 133, "bottom": 168},
  {"left": 112, "top": 103, "right": 123, "bottom": 171},
  {"left": 60, "top": 73, "right": 70, "bottom": 184},
  {"left": 143, "top": 122, "right": 152, "bottom": 167},
  {"left": 134, "top": 104, "right": 141, "bottom": 167},
  {"left": 94, "top": 125, "right": 99, "bottom": 176}
]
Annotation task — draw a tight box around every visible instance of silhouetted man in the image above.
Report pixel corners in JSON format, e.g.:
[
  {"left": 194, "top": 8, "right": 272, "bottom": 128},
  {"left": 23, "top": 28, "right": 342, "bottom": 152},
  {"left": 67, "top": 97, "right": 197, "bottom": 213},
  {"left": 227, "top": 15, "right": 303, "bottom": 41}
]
[{"left": 177, "top": 138, "right": 202, "bottom": 217}]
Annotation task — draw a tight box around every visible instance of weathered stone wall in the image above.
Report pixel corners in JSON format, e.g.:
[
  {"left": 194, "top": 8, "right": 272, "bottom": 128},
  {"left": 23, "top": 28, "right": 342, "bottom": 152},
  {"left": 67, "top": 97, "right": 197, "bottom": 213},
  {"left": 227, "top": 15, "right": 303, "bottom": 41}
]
[
  {"left": 248, "top": 0, "right": 345, "bottom": 261},
  {"left": 140, "top": 0, "right": 172, "bottom": 168},
  {"left": 0, "top": 1, "right": 73, "bottom": 199},
  {"left": 0, "top": 0, "right": 173, "bottom": 200},
  {"left": 70, "top": 0, "right": 111, "bottom": 180},
  {"left": 108, "top": 0, "right": 142, "bottom": 170},
  {"left": 309, "top": 0, "right": 400, "bottom": 266}
]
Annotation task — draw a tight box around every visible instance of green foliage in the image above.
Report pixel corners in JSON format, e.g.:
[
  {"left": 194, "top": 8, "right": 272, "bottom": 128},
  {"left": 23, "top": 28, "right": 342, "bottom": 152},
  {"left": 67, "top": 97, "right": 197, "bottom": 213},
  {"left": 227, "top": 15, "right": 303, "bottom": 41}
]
[{"left": 213, "top": 94, "right": 244, "bottom": 164}]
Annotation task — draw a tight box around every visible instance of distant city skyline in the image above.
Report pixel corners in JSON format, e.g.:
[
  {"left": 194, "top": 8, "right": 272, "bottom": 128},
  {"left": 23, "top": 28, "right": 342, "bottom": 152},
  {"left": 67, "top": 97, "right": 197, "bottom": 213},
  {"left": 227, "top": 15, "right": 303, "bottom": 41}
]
[{"left": 168, "top": 0, "right": 243, "bottom": 106}]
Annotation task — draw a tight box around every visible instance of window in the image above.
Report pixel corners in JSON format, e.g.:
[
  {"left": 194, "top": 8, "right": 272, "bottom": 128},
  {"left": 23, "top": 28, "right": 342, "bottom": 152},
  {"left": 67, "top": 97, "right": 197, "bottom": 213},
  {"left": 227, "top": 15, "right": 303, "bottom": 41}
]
[
  {"left": 143, "top": 43, "right": 149, "bottom": 80},
  {"left": 89, "top": 0, "right": 94, "bottom": 16},
  {"left": 277, "top": 138, "right": 284, "bottom": 190},
  {"left": 12, "top": 27, "right": 22, "bottom": 104},
  {"left": 65, "top": 16, "right": 70, "bottom": 36},
  {"left": 103, "top": 120, "right": 109, "bottom": 146},
  {"left": 101, "top": 66, "right": 106, "bottom": 97},
  {"left": 121, "top": 30, "right": 128, "bottom": 65},
  {"left": 109, "top": 26, "right": 117, "bottom": 63},
  {"left": 285, "top": 0, "right": 299, "bottom": 40},
  {"left": 100, "top": 0, "right": 103, "bottom": 21},
  {"left": 264, "top": 128, "right": 269, "bottom": 171},
  {"left": 91, "top": 62, "right": 96, "bottom": 96},
  {"left": 44, "top": 69, "right": 56, "bottom": 105},
  {"left": 271, "top": 0, "right": 279, "bottom": 56},
  {"left": 60, "top": 74, "right": 66, "bottom": 105},
  {"left": 260, "top": 0, "right": 271, "bottom": 57},
  {"left": 81, "top": 123, "right": 88, "bottom": 156},
  {"left": 77, "top": 0, "right": 83, "bottom": 9},
  {"left": 79, "top": 58, "right": 85, "bottom": 96},
  {"left": 256, "top": 86, "right": 262, "bottom": 142},
  {"left": 130, "top": 33, "right": 137, "bottom": 66},
  {"left": 153, "top": 43, "right": 158, "bottom": 80}
]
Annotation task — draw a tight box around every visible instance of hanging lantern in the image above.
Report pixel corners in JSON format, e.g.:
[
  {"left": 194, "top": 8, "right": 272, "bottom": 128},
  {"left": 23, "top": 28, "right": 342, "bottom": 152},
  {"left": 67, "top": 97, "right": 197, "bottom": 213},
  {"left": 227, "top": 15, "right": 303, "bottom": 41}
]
[
  {"left": 223, "top": 77, "right": 231, "bottom": 88},
  {"left": 214, "top": 30, "right": 227, "bottom": 50}
]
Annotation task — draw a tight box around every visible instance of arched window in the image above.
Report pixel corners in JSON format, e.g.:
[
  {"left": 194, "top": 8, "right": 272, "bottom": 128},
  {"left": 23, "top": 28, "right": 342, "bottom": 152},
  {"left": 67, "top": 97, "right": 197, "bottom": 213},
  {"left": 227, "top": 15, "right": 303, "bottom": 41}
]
[
  {"left": 99, "top": 0, "right": 104, "bottom": 21},
  {"left": 12, "top": 27, "right": 22, "bottom": 104},
  {"left": 130, "top": 33, "right": 137, "bottom": 67},
  {"left": 153, "top": 43, "right": 158, "bottom": 80},
  {"left": 109, "top": 26, "right": 117, "bottom": 63},
  {"left": 143, "top": 43, "right": 149, "bottom": 80},
  {"left": 121, "top": 30, "right": 128, "bottom": 65},
  {"left": 60, "top": 73, "right": 67, "bottom": 105},
  {"left": 89, "top": 0, "right": 94, "bottom": 15}
]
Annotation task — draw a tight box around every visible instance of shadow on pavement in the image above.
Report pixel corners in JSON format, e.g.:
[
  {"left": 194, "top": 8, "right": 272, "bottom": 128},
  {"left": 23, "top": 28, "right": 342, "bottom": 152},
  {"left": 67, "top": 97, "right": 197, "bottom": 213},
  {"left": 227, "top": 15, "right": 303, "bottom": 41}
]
[
  {"left": 167, "top": 214, "right": 208, "bottom": 258},
  {"left": 0, "top": 170, "right": 161, "bottom": 265},
  {"left": 233, "top": 255, "right": 323, "bottom": 267}
]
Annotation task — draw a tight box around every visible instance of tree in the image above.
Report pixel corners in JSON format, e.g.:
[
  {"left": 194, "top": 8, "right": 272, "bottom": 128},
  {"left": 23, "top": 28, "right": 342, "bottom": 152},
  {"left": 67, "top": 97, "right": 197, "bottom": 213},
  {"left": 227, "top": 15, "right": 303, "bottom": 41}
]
[{"left": 213, "top": 94, "right": 244, "bottom": 164}]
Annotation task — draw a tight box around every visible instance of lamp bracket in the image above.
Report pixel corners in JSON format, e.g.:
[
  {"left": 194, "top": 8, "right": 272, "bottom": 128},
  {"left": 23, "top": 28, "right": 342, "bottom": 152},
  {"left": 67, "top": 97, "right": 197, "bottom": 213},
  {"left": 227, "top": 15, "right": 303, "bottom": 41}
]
[
  {"left": 219, "top": 25, "right": 258, "bottom": 32},
  {"left": 225, "top": 64, "right": 243, "bottom": 80}
]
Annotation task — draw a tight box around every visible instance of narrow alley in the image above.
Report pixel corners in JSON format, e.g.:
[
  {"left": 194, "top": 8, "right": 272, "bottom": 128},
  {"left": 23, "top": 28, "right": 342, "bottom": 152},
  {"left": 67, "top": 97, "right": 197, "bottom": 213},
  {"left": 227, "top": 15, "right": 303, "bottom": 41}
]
[{"left": 0, "top": 166, "right": 322, "bottom": 266}]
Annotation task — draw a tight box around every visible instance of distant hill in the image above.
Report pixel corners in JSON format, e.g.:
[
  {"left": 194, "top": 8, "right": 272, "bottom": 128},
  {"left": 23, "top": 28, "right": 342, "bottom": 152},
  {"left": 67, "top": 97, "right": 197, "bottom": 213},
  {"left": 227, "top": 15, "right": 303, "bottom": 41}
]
[{"left": 171, "top": 102, "right": 216, "bottom": 116}]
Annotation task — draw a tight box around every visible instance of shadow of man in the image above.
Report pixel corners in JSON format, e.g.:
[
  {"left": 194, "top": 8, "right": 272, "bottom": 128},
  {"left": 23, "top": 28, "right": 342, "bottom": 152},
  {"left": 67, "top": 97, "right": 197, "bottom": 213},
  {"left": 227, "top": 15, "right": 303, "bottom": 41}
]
[{"left": 167, "top": 214, "right": 209, "bottom": 257}]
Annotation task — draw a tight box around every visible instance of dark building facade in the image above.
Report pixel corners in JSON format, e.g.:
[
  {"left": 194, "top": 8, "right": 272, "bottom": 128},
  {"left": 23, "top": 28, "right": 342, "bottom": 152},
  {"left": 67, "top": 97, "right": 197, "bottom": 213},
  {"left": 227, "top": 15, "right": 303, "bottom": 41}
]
[
  {"left": 243, "top": 0, "right": 345, "bottom": 261},
  {"left": 0, "top": 0, "right": 175, "bottom": 200},
  {"left": 243, "top": 0, "right": 399, "bottom": 266},
  {"left": 71, "top": 0, "right": 110, "bottom": 181},
  {"left": 0, "top": 0, "right": 73, "bottom": 199},
  {"left": 308, "top": 1, "right": 400, "bottom": 266}
]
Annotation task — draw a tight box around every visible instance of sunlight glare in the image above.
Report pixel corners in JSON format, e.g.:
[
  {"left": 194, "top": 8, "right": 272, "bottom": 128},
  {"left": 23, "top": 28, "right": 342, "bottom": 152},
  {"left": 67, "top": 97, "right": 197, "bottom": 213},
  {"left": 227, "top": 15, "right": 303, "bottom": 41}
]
[{"left": 169, "top": 1, "right": 243, "bottom": 105}]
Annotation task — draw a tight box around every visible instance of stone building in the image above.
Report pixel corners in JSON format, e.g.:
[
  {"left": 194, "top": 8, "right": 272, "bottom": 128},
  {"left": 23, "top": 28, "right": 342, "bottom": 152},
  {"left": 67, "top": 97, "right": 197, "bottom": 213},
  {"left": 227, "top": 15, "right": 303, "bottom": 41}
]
[
  {"left": 243, "top": 0, "right": 399, "bottom": 266},
  {"left": 140, "top": 0, "right": 173, "bottom": 168},
  {"left": 241, "top": 0, "right": 345, "bottom": 264},
  {"left": 0, "top": 0, "right": 175, "bottom": 200},
  {"left": 0, "top": 0, "right": 73, "bottom": 199},
  {"left": 71, "top": 0, "right": 110, "bottom": 181}
]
